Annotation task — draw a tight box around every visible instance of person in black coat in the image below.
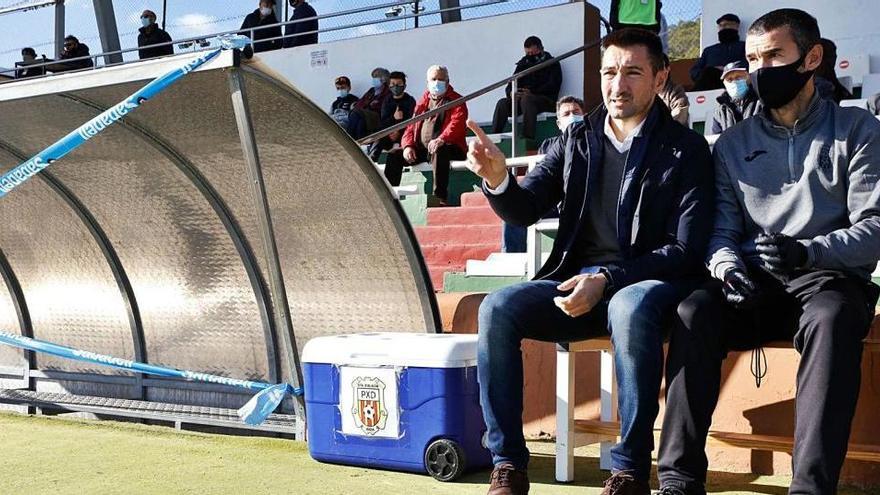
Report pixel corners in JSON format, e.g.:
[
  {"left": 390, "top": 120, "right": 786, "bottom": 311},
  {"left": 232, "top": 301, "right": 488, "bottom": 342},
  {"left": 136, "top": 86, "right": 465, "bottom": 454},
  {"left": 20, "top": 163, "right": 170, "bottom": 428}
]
[
  {"left": 240, "top": 0, "right": 282, "bottom": 53},
  {"left": 690, "top": 13, "right": 746, "bottom": 90},
  {"left": 137, "top": 10, "right": 173, "bottom": 60},
  {"left": 491, "top": 36, "right": 563, "bottom": 142},
  {"left": 45, "top": 36, "right": 94, "bottom": 73},
  {"left": 368, "top": 71, "right": 417, "bottom": 162},
  {"left": 283, "top": 0, "right": 318, "bottom": 48},
  {"left": 14, "top": 48, "right": 46, "bottom": 79}
]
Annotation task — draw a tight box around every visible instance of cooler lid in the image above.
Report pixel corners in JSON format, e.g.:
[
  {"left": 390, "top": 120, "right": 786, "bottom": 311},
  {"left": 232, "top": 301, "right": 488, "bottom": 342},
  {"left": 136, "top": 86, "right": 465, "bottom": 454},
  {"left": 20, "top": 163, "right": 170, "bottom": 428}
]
[{"left": 301, "top": 332, "right": 478, "bottom": 368}]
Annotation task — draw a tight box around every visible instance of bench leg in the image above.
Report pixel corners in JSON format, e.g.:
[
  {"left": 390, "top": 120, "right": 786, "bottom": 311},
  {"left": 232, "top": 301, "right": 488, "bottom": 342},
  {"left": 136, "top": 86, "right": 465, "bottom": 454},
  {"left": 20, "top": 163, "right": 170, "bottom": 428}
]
[
  {"left": 555, "top": 345, "right": 575, "bottom": 482},
  {"left": 599, "top": 349, "right": 617, "bottom": 471}
]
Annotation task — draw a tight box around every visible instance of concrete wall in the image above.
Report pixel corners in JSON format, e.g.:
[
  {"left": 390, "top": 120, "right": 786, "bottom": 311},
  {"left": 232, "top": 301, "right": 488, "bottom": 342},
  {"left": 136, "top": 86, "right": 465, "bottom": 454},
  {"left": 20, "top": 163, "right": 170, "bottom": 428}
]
[
  {"left": 256, "top": 2, "right": 587, "bottom": 124},
  {"left": 700, "top": 0, "right": 880, "bottom": 73}
]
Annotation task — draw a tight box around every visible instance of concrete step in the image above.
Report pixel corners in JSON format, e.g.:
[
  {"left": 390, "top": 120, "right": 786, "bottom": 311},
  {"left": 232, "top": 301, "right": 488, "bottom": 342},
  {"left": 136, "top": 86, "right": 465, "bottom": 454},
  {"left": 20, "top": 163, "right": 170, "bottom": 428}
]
[
  {"left": 466, "top": 252, "right": 528, "bottom": 277},
  {"left": 443, "top": 272, "right": 528, "bottom": 293},
  {"left": 420, "top": 243, "right": 500, "bottom": 268},
  {"left": 461, "top": 191, "right": 490, "bottom": 208},
  {"left": 426, "top": 205, "right": 500, "bottom": 226},
  {"left": 427, "top": 262, "right": 466, "bottom": 291},
  {"left": 414, "top": 224, "right": 501, "bottom": 246}
]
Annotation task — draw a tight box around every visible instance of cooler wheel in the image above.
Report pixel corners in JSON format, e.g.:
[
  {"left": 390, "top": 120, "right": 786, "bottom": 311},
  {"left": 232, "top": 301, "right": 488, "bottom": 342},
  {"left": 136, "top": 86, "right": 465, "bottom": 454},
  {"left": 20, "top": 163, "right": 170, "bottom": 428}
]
[{"left": 424, "top": 438, "right": 466, "bottom": 482}]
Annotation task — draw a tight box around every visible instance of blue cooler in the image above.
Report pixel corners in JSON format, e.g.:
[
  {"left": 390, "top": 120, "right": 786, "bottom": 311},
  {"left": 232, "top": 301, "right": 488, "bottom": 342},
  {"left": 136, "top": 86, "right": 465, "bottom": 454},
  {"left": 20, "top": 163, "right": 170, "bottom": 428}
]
[{"left": 302, "top": 332, "right": 491, "bottom": 481}]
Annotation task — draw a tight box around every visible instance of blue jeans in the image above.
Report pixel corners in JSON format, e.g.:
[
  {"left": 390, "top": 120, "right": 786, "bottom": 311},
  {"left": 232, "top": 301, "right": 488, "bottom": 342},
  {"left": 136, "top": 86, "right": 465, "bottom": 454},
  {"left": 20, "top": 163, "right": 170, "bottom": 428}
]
[{"left": 477, "top": 278, "right": 695, "bottom": 480}]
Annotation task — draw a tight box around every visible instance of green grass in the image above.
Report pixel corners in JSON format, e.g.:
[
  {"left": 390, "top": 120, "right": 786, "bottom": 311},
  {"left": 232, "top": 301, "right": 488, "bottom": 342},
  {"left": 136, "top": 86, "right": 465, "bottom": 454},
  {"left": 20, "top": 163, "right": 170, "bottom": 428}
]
[{"left": 0, "top": 412, "right": 873, "bottom": 494}]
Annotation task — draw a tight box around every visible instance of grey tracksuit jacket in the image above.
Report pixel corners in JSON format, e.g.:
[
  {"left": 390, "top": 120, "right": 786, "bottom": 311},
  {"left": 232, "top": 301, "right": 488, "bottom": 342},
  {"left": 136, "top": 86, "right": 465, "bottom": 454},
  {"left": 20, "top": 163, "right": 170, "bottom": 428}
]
[{"left": 708, "top": 90, "right": 880, "bottom": 280}]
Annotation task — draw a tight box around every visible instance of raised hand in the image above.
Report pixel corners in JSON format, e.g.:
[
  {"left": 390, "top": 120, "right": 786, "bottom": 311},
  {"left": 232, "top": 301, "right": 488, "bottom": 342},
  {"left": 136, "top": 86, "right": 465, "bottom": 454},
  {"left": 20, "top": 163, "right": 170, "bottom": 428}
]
[{"left": 465, "top": 119, "right": 508, "bottom": 188}]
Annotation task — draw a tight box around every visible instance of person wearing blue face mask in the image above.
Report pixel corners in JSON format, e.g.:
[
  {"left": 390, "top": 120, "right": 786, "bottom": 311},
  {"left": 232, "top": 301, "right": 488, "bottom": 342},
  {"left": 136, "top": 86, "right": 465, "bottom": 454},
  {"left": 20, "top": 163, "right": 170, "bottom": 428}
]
[
  {"left": 709, "top": 60, "right": 761, "bottom": 135},
  {"left": 501, "top": 96, "right": 585, "bottom": 253},
  {"left": 346, "top": 67, "right": 391, "bottom": 139},
  {"left": 137, "top": 10, "right": 173, "bottom": 60},
  {"left": 330, "top": 76, "right": 358, "bottom": 129}
]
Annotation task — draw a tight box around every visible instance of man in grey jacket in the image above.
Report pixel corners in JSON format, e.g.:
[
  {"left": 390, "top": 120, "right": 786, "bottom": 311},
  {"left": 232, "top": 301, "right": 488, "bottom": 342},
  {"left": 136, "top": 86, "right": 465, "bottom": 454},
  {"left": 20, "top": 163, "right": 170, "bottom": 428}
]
[{"left": 657, "top": 9, "right": 880, "bottom": 495}]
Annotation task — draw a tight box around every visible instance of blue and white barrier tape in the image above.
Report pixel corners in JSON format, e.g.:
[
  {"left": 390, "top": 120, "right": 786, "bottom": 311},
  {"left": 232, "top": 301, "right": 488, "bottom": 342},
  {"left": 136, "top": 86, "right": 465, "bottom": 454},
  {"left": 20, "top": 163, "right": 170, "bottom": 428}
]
[
  {"left": 0, "top": 34, "right": 250, "bottom": 199},
  {"left": 0, "top": 331, "right": 302, "bottom": 426}
]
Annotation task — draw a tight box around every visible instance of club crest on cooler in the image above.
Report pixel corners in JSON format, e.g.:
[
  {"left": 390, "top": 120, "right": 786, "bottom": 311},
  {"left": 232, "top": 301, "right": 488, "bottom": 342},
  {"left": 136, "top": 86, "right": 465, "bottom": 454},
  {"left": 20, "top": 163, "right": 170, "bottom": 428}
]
[{"left": 351, "top": 376, "right": 388, "bottom": 435}]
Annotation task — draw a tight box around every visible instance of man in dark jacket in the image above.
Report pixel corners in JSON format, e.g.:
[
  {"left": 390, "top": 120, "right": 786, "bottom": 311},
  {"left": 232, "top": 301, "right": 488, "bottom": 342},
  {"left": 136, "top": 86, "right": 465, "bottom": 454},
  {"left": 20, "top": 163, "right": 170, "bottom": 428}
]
[
  {"left": 283, "top": 0, "right": 318, "bottom": 48},
  {"left": 385, "top": 65, "right": 468, "bottom": 205},
  {"left": 330, "top": 76, "right": 359, "bottom": 129},
  {"left": 369, "top": 71, "right": 417, "bottom": 162},
  {"left": 659, "top": 10, "right": 880, "bottom": 494},
  {"left": 137, "top": 10, "right": 173, "bottom": 60},
  {"left": 710, "top": 60, "right": 761, "bottom": 134},
  {"left": 690, "top": 13, "right": 746, "bottom": 90},
  {"left": 346, "top": 67, "right": 391, "bottom": 139},
  {"left": 240, "top": 0, "right": 282, "bottom": 53},
  {"left": 14, "top": 48, "right": 46, "bottom": 79},
  {"left": 491, "top": 36, "right": 563, "bottom": 142},
  {"left": 468, "top": 29, "right": 713, "bottom": 495},
  {"left": 46, "top": 36, "right": 93, "bottom": 73}
]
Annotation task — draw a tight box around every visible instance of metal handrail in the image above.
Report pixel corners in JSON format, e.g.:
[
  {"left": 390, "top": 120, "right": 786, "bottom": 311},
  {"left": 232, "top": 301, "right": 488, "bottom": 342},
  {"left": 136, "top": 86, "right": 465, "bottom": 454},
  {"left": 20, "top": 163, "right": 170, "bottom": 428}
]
[
  {"left": 358, "top": 26, "right": 610, "bottom": 147},
  {"left": 0, "top": 0, "right": 508, "bottom": 79}
]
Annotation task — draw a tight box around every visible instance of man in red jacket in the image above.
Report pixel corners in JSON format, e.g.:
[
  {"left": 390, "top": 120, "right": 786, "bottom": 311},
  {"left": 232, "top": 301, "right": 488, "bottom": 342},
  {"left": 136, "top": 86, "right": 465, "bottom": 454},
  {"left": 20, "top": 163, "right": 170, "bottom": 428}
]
[{"left": 385, "top": 64, "right": 468, "bottom": 206}]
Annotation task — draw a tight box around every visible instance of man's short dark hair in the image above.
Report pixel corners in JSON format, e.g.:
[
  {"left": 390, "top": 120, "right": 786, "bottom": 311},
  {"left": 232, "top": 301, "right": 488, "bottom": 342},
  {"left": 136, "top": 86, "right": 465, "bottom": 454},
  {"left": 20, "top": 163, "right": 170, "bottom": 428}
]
[
  {"left": 556, "top": 95, "right": 584, "bottom": 113},
  {"left": 388, "top": 71, "right": 406, "bottom": 83},
  {"left": 748, "top": 8, "right": 821, "bottom": 59},
  {"left": 524, "top": 36, "right": 543, "bottom": 49},
  {"left": 601, "top": 28, "right": 665, "bottom": 74},
  {"left": 64, "top": 35, "right": 79, "bottom": 44},
  {"left": 21, "top": 47, "right": 36, "bottom": 57}
]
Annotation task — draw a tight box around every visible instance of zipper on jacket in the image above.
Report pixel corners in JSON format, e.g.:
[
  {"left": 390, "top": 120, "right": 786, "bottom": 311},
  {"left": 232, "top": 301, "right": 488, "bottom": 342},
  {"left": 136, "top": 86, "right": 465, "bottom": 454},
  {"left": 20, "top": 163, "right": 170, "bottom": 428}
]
[{"left": 787, "top": 130, "right": 796, "bottom": 182}]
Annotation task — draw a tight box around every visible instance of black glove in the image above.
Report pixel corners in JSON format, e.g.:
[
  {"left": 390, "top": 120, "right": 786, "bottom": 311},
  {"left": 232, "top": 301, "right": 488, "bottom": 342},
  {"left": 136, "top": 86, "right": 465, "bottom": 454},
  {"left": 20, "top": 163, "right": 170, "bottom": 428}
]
[
  {"left": 755, "top": 233, "right": 807, "bottom": 279},
  {"left": 722, "top": 269, "right": 757, "bottom": 308}
]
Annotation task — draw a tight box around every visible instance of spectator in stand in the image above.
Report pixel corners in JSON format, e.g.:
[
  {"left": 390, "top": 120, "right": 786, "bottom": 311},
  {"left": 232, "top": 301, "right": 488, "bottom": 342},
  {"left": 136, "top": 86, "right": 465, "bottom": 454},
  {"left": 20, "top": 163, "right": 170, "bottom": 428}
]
[
  {"left": 240, "top": 0, "right": 282, "bottom": 53},
  {"left": 610, "top": 0, "right": 662, "bottom": 33},
  {"left": 137, "top": 10, "right": 173, "bottom": 60},
  {"left": 14, "top": 48, "right": 46, "bottom": 79},
  {"left": 710, "top": 60, "right": 762, "bottom": 134},
  {"left": 370, "top": 71, "right": 417, "bottom": 163},
  {"left": 658, "top": 54, "right": 689, "bottom": 125},
  {"left": 386, "top": 65, "right": 468, "bottom": 206},
  {"left": 501, "top": 96, "right": 584, "bottom": 254},
  {"left": 491, "top": 36, "right": 562, "bottom": 144},
  {"left": 45, "top": 36, "right": 94, "bottom": 73},
  {"left": 330, "top": 76, "right": 358, "bottom": 129},
  {"left": 689, "top": 13, "right": 746, "bottom": 90},
  {"left": 346, "top": 67, "right": 391, "bottom": 139},
  {"left": 814, "top": 38, "right": 852, "bottom": 103},
  {"left": 283, "top": 0, "right": 318, "bottom": 48}
]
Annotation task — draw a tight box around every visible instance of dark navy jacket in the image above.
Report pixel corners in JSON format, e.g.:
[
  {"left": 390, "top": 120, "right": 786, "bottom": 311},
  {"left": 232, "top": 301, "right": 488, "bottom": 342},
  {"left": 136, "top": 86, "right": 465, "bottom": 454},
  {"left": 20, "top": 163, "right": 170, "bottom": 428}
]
[
  {"left": 485, "top": 99, "right": 714, "bottom": 290},
  {"left": 689, "top": 41, "right": 746, "bottom": 82}
]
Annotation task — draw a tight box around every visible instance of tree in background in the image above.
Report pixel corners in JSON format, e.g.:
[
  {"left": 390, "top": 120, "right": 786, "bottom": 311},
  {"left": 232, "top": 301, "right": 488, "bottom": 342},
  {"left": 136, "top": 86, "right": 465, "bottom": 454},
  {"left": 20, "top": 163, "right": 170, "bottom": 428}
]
[{"left": 667, "top": 19, "right": 700, "bottom": 60}]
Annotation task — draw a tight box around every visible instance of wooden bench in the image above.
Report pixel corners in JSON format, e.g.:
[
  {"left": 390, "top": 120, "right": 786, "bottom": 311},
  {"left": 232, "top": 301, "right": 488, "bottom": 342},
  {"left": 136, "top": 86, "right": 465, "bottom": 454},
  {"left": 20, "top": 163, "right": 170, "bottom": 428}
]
[{"left": 555, "top": 328, "right": 880, "bottom": 482}]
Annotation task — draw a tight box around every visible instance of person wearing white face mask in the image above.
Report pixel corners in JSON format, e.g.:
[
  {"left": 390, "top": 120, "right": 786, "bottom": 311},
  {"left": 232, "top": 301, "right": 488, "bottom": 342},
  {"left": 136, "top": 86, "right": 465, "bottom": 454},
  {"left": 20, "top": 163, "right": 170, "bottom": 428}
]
[
  {"left": 240, "top": 0, "right": 282, "bottom": 53},
  {"left": 386, "top": 65, "right": 468, "bottom": 206},
  {"left": 709, "top": 60, "right": 762, "bottom": 135},
  {"left": 137, "top": 10, "right": 173, "bottom": 60}
]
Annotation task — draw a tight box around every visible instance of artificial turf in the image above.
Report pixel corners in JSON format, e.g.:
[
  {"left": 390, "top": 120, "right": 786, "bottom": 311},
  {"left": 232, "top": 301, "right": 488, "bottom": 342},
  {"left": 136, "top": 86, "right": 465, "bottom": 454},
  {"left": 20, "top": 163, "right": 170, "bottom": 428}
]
[{"left": 0, "top": 412, "right": 872, "bottom": 494}]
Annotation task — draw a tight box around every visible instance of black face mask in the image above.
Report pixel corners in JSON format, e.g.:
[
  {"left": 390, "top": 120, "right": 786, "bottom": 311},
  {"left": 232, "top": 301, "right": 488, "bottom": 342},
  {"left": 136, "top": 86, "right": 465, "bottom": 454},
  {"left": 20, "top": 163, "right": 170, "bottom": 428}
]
[
  {"left": 389, "top": 85, "right": 405, "bottom": 97},
  {"left": 750, "top": 56, "right": 815, "bottom": 109},
  {"left": 718, "top": 28, "right": 739, "bottom": 44}
]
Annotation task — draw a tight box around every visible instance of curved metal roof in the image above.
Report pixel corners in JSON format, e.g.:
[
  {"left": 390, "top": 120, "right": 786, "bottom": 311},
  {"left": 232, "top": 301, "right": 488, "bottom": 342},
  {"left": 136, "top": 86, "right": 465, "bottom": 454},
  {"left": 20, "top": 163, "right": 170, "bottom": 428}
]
[{"left": 0, "top": 51, "right": 439, "bottom": 428}]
